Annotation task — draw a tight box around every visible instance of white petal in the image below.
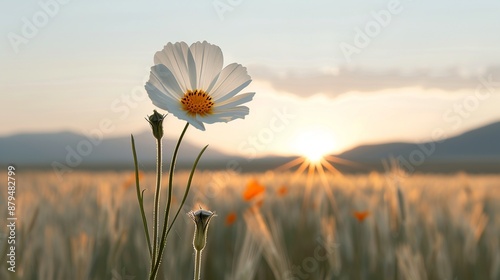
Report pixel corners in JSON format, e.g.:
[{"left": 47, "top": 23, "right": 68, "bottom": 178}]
[
  {"left": 166, "top": 104, "right": 206, "bottom": 131},
  {"left": 145, "top": 82, "right": 179, "bottom": 112},
  {"left": 215, "top": 92, "right": 255, "bottom": 110},
  {"left": 209, "top": 63, "right": 251, "bottom": 103},
  {"left": 189, "top": 41, "right": 224, "bottom": 91},
  {"left": 189, "top": 115, "right": 206, "bottom": 130},
  {"left": 149, "top": 64, "right": 184, "bottom": 99},
  {"left": 202, "top": 106, "right": 250, "bottom": 124},
  {"left": 154, "top": 42, "right": 196, "bottom": 92}
]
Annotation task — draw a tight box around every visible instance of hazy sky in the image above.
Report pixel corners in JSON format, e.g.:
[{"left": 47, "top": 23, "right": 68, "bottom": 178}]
[{"left": 1, "top": 0, "right": 500, "bottom": 158}]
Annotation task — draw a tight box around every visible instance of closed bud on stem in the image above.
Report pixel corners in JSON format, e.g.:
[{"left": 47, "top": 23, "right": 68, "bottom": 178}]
[
  {"left": 147, "top": 110, "right": 166, "bottom": 140},
  {"left": 188, "top": 209, "right": 216, "bottom": 251}
]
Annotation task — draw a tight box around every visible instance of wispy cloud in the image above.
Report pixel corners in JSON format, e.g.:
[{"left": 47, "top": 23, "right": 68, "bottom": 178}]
[{"left": 250, "top": 65, "right": 500, "bottom": 97}]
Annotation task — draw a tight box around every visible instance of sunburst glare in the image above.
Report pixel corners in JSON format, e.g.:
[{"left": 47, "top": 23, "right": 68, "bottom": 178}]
[
  {"left": 292, "top": 128, "right": 337, "bottom": 163},
  {"left": 278, "top": 129, "right": 361, "bottom": 211}
]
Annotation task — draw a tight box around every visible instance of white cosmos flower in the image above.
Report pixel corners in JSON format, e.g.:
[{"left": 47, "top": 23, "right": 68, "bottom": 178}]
[{"left": 145, "top": 41, "right": 255, "bottom": 131}]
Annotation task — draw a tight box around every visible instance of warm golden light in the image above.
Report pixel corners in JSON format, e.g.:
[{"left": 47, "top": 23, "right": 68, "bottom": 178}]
[
  {"left": 304, "top": 149, "right": 326, "bottom": 163},
  {"left": 292, "top": 128, "right": 336, "bottom": 163},
  {"left": 278, "top": 128, "right": 360, "bottom": 210}
]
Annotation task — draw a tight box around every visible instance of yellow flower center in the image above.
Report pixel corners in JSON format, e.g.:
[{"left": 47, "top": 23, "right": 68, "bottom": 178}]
[{"left": 180, "top": 89, "right": 214, "bottom": 116}]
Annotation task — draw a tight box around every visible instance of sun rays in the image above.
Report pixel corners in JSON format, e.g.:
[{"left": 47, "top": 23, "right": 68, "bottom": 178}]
[
  {"left": 291, "top": 127, "right": 338, "bottom": 163},
  {"left": 276, "top": 153, "right": 360, "bottom": 210}
]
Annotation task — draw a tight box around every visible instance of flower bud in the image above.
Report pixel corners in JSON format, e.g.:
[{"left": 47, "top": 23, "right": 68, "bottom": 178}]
[
  {"left": 146, "top": 110, "right": 166, "bottom": 140},
  {"left": 188, "top": 209, "right": 216, "bottom": 251}
]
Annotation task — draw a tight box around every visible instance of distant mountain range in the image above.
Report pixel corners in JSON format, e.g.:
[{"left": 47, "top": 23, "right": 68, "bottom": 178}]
[
  {"left": 1, "top": 121, "right": 500, "bottom": 173},
  {"left": 0, "top": 130, "right": 228, "bottom": 169},
  {"left": 336, "top": 121, "right": 500, "bottom": 173},
  {"left": 340, "top": 121, "right": 500, "bottom": 160}
]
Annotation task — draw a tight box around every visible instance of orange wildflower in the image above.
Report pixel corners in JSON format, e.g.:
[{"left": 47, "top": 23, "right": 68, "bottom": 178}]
[
  {"left": 353, "top": 211, "right": 370, "bottom": 222},
  {"left": 225, "top": 212, "right": 237, "bottom": 226},
  {"left": 277, "top": 185, "right": 288, "bottom": 196},
  {"left": 243, "top": 179, "right": 265, "bottom": 201}
]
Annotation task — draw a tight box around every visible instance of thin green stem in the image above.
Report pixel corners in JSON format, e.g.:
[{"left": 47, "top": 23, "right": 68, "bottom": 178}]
[
  {"left": 152, "top": 143, "right": 208, "bottom": 276},
  {"left": 131, "top": 135, "right": 152, "bottom": 258},
  {"left": 150, "top": 137, "right": 162, "bottom": 277},
  {"left": 166, "top": 122, "right": 189, "bottom": 226},
  {"left": 194, "top": 249, "right": 202, "bottom": 280},
  {"left": 150, "top": 122, "right": 189, "bottom": 280},
  {"left": 167, "top": 145, "right": 208, "bottom": 236}
]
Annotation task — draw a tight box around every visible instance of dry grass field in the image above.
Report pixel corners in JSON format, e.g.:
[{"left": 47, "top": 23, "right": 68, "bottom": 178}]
[{"left": 1, "top": 170, "right": 499, "bottom": 280}]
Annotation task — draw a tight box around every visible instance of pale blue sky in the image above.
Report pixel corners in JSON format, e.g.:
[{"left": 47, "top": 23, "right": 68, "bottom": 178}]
[{"left": 1, "top": 0, "right": 500, "bottom": 157}]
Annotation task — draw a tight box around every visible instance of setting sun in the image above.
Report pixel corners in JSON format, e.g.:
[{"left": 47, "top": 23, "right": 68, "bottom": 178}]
[{"left": 292, "top": 128, "right": 337, "bottom": 162}]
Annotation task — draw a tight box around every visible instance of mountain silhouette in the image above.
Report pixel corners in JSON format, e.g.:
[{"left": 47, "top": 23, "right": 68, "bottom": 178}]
[
  {"left": 0, "top": 130, "right": 228, "bottom": 169},
  {"left": 1, "top": 121, "right": 500, "bottom": 173},
  {"left": 337, "top": 121, "right": 500, "bottom": 173},
  {"left": 339, "top": 121, "right": 500, "bottom": 161}
]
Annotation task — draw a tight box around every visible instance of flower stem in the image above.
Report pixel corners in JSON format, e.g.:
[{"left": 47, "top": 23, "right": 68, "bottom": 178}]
[
  {"left": 166, "top": 145, "right": 208, "bottom": 237},
  {"left": 194, "top": 249, "right": 202, "bottom": 280},
  {"left": 165, "top": 122, "right": 189, "bottom": 234},
  {"left": 150, "top": 137, "right": 162, "bottom": 278},
  {"left": 131, "top": 135, "right": 152, "bottom": 259},
  {"left": 150, "top": 122, "right": 189, "bottom": 279},
  {"left": 152, "top": 144, "right": 208, "bottom": 279}
]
